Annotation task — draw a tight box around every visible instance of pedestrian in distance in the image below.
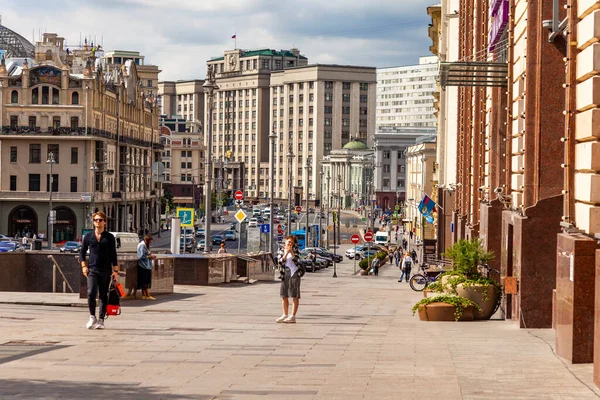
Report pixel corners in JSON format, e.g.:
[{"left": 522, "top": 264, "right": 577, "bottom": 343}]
[
  {"left": 411, "top": 249, "right": 418, "bottom": 266},
  {"left": 398, "top": 252, "right": 413, "bottom": 283},
  {"left": 80, "top": 211, "right": 119, "bottom": 329},
  {"left": 218, "top": 243, "right": 227, "bottom": 254},
  {"left": 395, "top": 249, "right": 401, "bottom": 267},
  {"left": 125, "top": 235, "right": 156, "bottom": 300},
  {"left": 21, "top": 235, "right": 28, "bottom": 249},
  {"left": 276, "top": 236, "right": 305, "bottom": 324},
  {"left": 372, "top": 256, "right": 380, "bottom": 276}
]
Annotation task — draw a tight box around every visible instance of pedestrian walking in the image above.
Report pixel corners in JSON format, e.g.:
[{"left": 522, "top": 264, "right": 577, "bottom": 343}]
[
  {"left": 80, "top": 211, "right": 119, "bottom": 330},
  {"left": 398, "top": 252, "right": 413, "bottom": 283},
  {"left": 21, "top": 235, "right": 28, "bottom": 249},
  {"left": 411, "top": 249, "right": 418, "bottom": 266},
  {"left": 372, "top": 256, "right": 380, "bottom": 276},
  {"left": 218, "top": 243, "right": 227, "bottom": 254},
  {"left": 394, "top": 249, "right": 401, "bottom": 267},
  {"left": 276, "top": 236, "right": 305, "bottom": 324},
  {"left": 402, "top": 238, "right": 408, "bottom": 251}
]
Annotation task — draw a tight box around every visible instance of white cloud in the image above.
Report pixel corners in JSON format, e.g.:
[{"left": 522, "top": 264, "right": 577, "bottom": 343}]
[{"left": 2, "top": 0, "right": 434, "bottom": 80}]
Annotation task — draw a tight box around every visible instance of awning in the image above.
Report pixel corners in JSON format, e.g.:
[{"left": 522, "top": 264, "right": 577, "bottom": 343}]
[{"left": 440, "top": 61, "right": 508, "bottom": 87}]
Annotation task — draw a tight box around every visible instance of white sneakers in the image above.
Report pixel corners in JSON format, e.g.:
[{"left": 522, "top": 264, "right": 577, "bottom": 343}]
[
  {"left": 275, "top": 314, "right": 296, "bottom": 323},
  {"left": 86, "top": 315, "right": 97, "bottom": 329},
  {"left": 95, "top": 319, "right": 105, "bottom": 330},
  {"left": 276, "top": 314, "right": 288, "bottom": 323}
]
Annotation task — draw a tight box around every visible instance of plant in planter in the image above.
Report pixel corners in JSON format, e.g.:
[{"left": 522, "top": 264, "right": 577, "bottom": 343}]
[
  {"left": 441, "top": 239, "right": 500, "bottom": 320},
  {"left": 412, "top": 294, "right": 481, "bottom": 322}
]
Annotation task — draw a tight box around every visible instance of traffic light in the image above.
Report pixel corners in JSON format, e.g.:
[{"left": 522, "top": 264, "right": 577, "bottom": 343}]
[{"left": 333, "top": 211, "right": 338, "bottom": 223}]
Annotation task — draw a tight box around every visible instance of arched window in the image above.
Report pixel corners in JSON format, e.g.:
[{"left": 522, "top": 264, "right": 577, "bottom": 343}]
[
  {"left": 52, "top": 88, "right": 59, "bottom": 105},
  {"left": 45, "top": 50, "right": 53, "bottom": 60},
  {"left": 10, "top": 90, "right": 18, "bottom": 104},
  {"left": 71, "top": 92, "right": 79, "bottom": 105}
]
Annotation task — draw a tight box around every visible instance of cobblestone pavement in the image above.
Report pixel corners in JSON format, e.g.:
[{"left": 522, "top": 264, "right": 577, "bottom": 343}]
[{"left": 1, "top": 249, "right": 599, "bottom": 399}]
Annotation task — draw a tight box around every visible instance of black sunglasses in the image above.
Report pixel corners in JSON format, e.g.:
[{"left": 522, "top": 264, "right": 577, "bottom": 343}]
[{"left": 93, "top": 219, "right": 104, "bottom": 222}]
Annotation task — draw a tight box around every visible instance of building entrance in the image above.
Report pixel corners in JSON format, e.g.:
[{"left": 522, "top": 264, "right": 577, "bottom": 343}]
[{"left": 8, "top": 206, "right": 38, "bottom": 238}]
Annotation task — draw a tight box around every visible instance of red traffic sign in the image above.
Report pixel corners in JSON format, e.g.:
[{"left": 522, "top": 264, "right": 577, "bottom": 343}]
[
  {"left": 277, "top": 224, "right": 283, "bottom": 234},
  {"left": 364, "top": 230, "right": 374, "bottom": 242},
  {"left": 235, "top": 190, "right": 243, "bottom": 200},
  {"left": 350, "top": 234, "right": 361, "bottom": 244},
  {"left": 358, "top": 207, "right": 361, "bottom": 212},
  {"left": 295, "top": 206, "right": 302, "bottom": 213}
]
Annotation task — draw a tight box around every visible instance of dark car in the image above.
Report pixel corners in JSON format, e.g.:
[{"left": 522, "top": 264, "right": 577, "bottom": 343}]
[
  {"left": 224, "top": 230, "right": 236, "bottom": 241},
  {"left": 60, "top": 241, "right": 81, "bottom": 253},
  {"left": 0, "top": 241, "right": 23, "bottom": 253},
  {"left": 305, "top": 247, "right": 343, "bottom": 263},
  {"left": 212, "top": 235, "right": 225, "bottom": 245}
]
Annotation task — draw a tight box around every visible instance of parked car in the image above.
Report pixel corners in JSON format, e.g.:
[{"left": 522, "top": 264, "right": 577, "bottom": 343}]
[
  {"left": 196, "top": 228, "right": 206, "bottom": 238},
  {"left": 60, "top": 241, "right": 81, "bottom": 253},
  {"left": 180, "top": 237, "right": 196, "bottom": 253},
  {"left": 248, "top": 218, "right": 258, "bottom": 228},
  {"left": 357, "top": 249, "right": 379, "bottom": 260},
  {"left": 305, "top": 247, "right": 344, "bottom": 263},
  {"left": 196, "top": 239, "right": 206, "bottom": 252},
  {"left": 276, "top": 214, "right": 285, "bottom": 222},
  {"left": 224, "top": 230, "right": 236, "bottom": 241},
  {"left": 346, "top": 244, "right": 384, "bottom": 260},
  {"left": 308, "top": 208, "right": 315, "bottom": 214},
  {"left": 211, "top": 235, "right": 225, "bottom": 245},
  {"left": 0, "top": 241, "right": 23, "bottom": 253}
]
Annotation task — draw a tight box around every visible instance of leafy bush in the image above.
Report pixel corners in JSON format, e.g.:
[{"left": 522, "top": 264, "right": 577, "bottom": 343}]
[
  {"left": 412, "top": 294, "right": 481, "bottom": 321},
  {"left": 443, "top": 238, "right": 494, "bottom": 278},
  {"left": 359, "top": 256, "right": 375, "bottom": 270}
]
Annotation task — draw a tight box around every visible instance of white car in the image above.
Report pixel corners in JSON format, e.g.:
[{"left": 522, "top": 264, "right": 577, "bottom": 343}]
[{"left": 248, "top": 218, "right": 258, "bottom": 228}]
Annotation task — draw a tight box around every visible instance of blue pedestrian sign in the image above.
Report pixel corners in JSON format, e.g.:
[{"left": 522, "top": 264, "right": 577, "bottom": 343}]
[
  {"left": 260, "top": 224, "right": 270, "bottom": 234},
  {"left": 176, "top": 207, "right": 195, "bottom": 227}
]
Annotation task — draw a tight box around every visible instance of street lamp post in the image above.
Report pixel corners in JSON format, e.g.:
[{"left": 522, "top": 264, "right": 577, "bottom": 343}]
[
  {"left": 203, "top": 66, "right": 219, "bottom": 252},
  {"left": 90, "top": 160, "right": 98, "bottom": 217},
  {"left": 269, "top": 131, "right": 276, "bottom": 253},
  {"left": 333, "top": 174, "right": 341, "bottom": 278},
  {"left": 319, "top": 169, "right": 323, "bottom": 247},
  {"left": 47, "top": 152, "right": 56, "bottom": 250},
  {"left": 0, "top": 81, "right": 3, "bottom": 132},
  {"left": 304, "top": 157, "right": 311, "bottom": 247},
  {"left": 336, "top": 174, "right": 342, "bottom": 246},
  {"left": 286, "top": 144, "right": 294, "bottom": 235}
]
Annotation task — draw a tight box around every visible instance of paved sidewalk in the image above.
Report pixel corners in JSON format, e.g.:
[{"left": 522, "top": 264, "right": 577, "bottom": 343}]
[{"left": 1, "top": 256, "right": 599, "bottom": 399}]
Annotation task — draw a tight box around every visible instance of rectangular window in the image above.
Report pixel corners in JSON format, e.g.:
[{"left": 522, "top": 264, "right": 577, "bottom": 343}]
[
  {"left": 343, "top": 106, "right": 350, "bottom": 114},
  {"left": 71, "top": 117, "right": 79, "bottom": 129},
  {"left": 70, "top": 177, "right": 77, "bottom": 192},
  {"left": 324, "top": 118, "right": 332, "bottom": 126},
  {"left": 324, "top": 106, "right": 332, "bottom": 114},
  {"left": 309, "top": 81, "right": 314, "bottom": 89},
  {"left": 29, "top": 174, "right": 41, "bottom": 191},
  {"left": 342, "top": 82, "right": 351, "bottom": 89},
  {"left": 360, "top": 95, "right": 368, "bottom": 103},
  {"left": 181, "top": 162, "right": 186, "bottom": 169},
  {"left": 10, "top": 175, "right": 16, "bottom": 191},
  {"left": 342, "top": 119, "right": 350, "bottom": 127},
  {"left": 359, "top": 120, "right": 368, "bottom": 127},
  {"left": 187, "top": 162, "right": 192, "bottom": 169},
  {"left": 325, "top": 81, "right": 333, "bottom": 89},
  {"left": 342, "top": 94, "right": 350, "bottom": 102},
  {"left": 48, "top": 144, "right": 59, "bottom": 163},
  {"left": 29, "top": 144, "right": 41, "bottom": 163},
  {"left": 71, "top": 147, "right": 78, "bottom": 164},
  {"left": 53, "top": 116, "right": 60, "bottom": 129},
  {"left": 42, "top": 86, "right": 49, "bottom": 104},
  {"left": 46, "top": 174, "right": 58, "bottom": 192},
  {"left": 325, "top": 93, "right": 332, "bottom": 101},
  {"left": 10, "top": 115, "right": 18, "bottom": 129},
  {"left": 309, "top": 93, "right": 314, "bottom": 102},
  {"left": 10, "top": 146, "right": 17, "bottom": 163},
  {"left": 360, "top": 83, "right": 368, "bottom": 90},
  {"left": 383, "top": 151, "right": 390, "bottom": 159},
  {"left": 29, "top": 116, "right": 36, "bottom": 129}
]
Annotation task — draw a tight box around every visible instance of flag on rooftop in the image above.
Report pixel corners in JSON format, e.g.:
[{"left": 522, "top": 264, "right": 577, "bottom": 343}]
[{"left": 231, "top": 34, "right": 237, "bottom": 39}]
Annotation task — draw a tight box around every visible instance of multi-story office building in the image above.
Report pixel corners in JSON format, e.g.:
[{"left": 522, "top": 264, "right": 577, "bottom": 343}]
[
  {"left": 158, "top": 116, "right": 204, "bottom": 208},
  {"left": 206, "top": 48, "right": 309, "bottom": 200},
  {"left": 269, "top": 64, "right": 376, "bottom": 205},
  {"left": 0, "top": 29, "right": 161, "bottom": 239},
  {"left": 376, "top": 56, "right": 438, "bottom": 129},
  {"left": 102, "top": 50, "right": 161, "bottom": 99},
  {"left": 157, "top": 80, "right": 205, "bottom": 127}
]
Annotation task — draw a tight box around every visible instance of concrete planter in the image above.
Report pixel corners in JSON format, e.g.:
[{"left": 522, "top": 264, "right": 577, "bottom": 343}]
[
  {"left": 417, "top": 303, "right": 475, "bottom": 321},
  {"left": 455, "top": 283, "right": 499, "bottom": 320}
]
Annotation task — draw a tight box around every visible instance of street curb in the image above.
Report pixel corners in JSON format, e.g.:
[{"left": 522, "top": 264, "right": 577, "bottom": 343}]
[{"left": 0, "top": 301, "right": 87, "bottom": 308}]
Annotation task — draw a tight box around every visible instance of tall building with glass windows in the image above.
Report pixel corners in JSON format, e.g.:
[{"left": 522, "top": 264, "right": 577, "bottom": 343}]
[{"left": 376, "top": 56, "right": 438, "bottom": 129}]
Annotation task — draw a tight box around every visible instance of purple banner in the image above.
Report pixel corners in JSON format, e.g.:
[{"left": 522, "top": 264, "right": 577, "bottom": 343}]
[{"left": 488, "top": 0, "right": 509, "bottom": 52}]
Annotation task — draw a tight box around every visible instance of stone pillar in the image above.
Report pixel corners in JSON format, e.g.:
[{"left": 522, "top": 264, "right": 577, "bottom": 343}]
[
  {"left": 391, "top": 148, "right": 398, "bottom": 192},
  {"left": 555, "top": 233, "right": 597, "bottom": 363}
]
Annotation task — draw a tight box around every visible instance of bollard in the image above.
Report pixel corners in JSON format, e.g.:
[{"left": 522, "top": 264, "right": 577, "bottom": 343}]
[{"left": 53, "top": 264, "right": 56, "bottom": 293}]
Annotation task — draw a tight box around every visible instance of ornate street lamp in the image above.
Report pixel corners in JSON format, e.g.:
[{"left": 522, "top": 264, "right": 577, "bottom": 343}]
[
  {"left": 269, "top": 131, "right": 277, "bottom": 253},
  {"left": 203, "top": 66, "right": 219, "bottom": 252},
  {"left": 47, "top": 152, "right": 56, "bottom": 250},
  {"left": 286, "top": 144, "right": 295, "bottom": 235}
]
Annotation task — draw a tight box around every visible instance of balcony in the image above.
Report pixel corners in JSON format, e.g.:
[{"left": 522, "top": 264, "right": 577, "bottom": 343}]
[{"left": 0, "top": 191, "right": 117, "bottom": 202}]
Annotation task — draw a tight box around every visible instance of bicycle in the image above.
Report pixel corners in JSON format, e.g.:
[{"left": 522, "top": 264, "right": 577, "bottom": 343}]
[
  {"left": 479, "top": 264, "right": 504, "bottom": 317},
  {"left": 409, "top": 263, "right": 445, "bottom": 292}
]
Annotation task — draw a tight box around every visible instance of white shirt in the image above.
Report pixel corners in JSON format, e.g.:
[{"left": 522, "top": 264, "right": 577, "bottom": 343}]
[
  {"left": 401, "top": 256, "right": 413, "bottom": 269},
  {"left": 285, "top": 252, "right": 298, "bottom": 277}
]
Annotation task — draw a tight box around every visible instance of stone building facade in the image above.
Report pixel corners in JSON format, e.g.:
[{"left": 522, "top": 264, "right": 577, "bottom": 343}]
[{"left": 0, "top": 30, "right": 161, "bottom": 239}]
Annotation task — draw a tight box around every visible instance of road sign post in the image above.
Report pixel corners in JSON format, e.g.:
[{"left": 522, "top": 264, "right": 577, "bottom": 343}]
[
  {"left": 364, "top": 230, "right": 374, "bottom": 273},
  {"left": 295, "top": 205, "right": 302, "bottom": 213},
  {"left": 351, "top": 234, "right": 361, "bottom": 275}
]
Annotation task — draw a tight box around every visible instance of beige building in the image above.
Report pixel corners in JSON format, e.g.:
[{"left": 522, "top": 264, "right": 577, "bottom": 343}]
[
  {"left": 269, "top": 64, "right": 377, "bottom": 204},
  {"left": 0, "top": 29, "right": 160, "bottom": 240},
  {"left": 206, "top": 48, "right": 309, "bottom": 200},
  {"left": 158, "top": 80, "right": 205, "bottom": 127},
  {"left": 102, "top": 50, "right": 161, "bottom": 99}
]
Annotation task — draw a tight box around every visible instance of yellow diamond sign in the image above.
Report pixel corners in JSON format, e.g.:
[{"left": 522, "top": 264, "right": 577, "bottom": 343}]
[{"left": 234, "top": 209, "right": 247, "bottom": 224}]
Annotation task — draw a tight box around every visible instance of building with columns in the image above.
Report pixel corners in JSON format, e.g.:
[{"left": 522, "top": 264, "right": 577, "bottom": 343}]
[
  {"left": 0, "top": 29, "right": 161, "bottom": 239},
  {"left": 157, "top": 79, "right": 205, "bottom": 128},
  {"left": 206, "top": 48, "right": 309, "bottom": 201},
  {"left": 320, "top": 138, "right": 374, "bottom": 212},
  {"left": 372, "top": 126, "right": 436, "bottom": 211}
]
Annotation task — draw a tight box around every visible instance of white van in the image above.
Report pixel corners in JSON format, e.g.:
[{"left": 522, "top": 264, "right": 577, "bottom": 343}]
[
  {"left": 110, "top": 232, "right": 140, "bottom": 253},
  {"left": 252, "top": 206, "right": 261, "bottom": 217},
  {"left": 374, "top": 231, "right": 390, "bottom": 246}
]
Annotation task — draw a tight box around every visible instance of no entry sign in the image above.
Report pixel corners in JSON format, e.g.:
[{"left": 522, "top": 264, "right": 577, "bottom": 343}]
[
  {"left": 364, "top": 230, "right": 374, "bottom": 242},
  {"left": 295, "top": 206, "right": 302, "bottom": 213},
  {"left": 350, "top": 234, "right": 360, "bottom": 244},
  {"left": 235, "top": 190, "right": 243, "bottom": 200}
]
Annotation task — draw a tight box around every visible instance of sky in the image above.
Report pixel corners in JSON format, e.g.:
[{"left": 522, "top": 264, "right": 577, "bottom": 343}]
[{"left": 2, "top": 0, "right": 435, "bottom": 81}]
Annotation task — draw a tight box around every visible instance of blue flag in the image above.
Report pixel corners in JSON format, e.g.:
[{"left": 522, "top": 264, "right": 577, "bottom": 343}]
[{"left": 418, "top": 194, "right": 436, "bottom": 216}]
